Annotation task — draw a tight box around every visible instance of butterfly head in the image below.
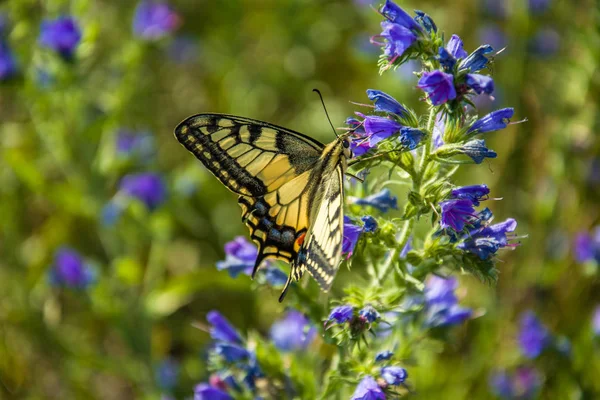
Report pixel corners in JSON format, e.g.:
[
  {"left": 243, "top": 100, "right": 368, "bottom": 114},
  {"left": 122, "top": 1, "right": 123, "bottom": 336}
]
[{"left": 338, "top": 132, "right": 353, "bottom": 159}]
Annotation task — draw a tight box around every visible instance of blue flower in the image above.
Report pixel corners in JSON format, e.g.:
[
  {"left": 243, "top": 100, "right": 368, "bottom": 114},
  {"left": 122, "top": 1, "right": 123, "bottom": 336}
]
[
  {"left": 270, "top": 310, "right": 316, "bottom": 352},
  {"left": 359, "top": 305, "right": 380, "bottom": 323},
  {"left": 155, "top": 358, "right": 179, "bottom": 390},
  {"left": 363, "top": 115, "right": 403, "bottom": 147},
  {"left": 417, "top": 70, "right": 457, "bottom": 106},
  {"left": 381, "top": 366, "right": 408, "bottom": 385},
  {"left": 451, "top": 185, "right": 490, "bottom": 206},
  {"left": 468, "top": 108, "right": 515, "bottom": 134},
  {"left": 459, "top": 139, "right": 498, "bottom": 164},
  {"left": 366, "top": 89, "right": 408, "bottom": 118},
  {"left": 593, "top": 306, "right": 600, "bottom": 337},
  {"left": 425, "top": 275, "right": 458, "bottom": 305},
  {"left": 460, "top": 45, "right": 494, "bottom": 72},
  {"left": 263, "top": 267, "right": 288, "bottom": 286},
  {"left": 574, "top": 232, "right": 596, "bottom": 263},
  {"left": 447, "top": 34, "right": 468, "bottom": 59},
  {"left": 424, "top": 276, "right": 472, "bottom": 327},
  {"left": 119, "top": 172, "right": 167, "bottom": 210},
  {"left": 216, "top": 236, "right": 257, "bottom": 278},
  {"left": 466, "top": 73, "right": 495, "bottom": 95},
  {"left": 529, "top": 28, "right": 560, "bottom": 58},
  {"left": 214, "top": 343, "right": 250, "bottom": 362},
  {"left": 457, "top": 218, "right": 518, "bottom": 259},
  {"left": 440, "top": 199, "right": 475, "bottom": 232},
  {"left": 194, "top": 383, "right": 232, "bottom": 400},
  {"left": 133, "top": 1, "right": 181, "bottom": 40},
  {"left": 399, "top": 127, "right": 425, "bottom": 149},
  {"left": 375, "top": 21, "right": 417, "bottom": 62},
  {"left": 351, "top": 376, "right": 385, "bottom": 400},
  {"left": 206, "top": 310, "right": 243, "bottom": 344},
  {"left": 328, "top": 305, "right": 355, "bottom": 323},
  {"left": 0, "top": 41, "right": 17, "bottom": 80},
  {"left": 414, "top": 10, "right": 436, "bottom": 33},
  {"left": 38, "top": 16, "right": 82, "bottom": 59},
  {"left": 361, "top": 216, "right": 378, "bottom": 233},
  {"left": 380, "top": 0, "right": 422, "bottom": 32},
  {"left": 353, "top": 188, "right": 398, "bottom": 213},
  {"left": 375, "top": 350, "right": 394, "bottom": 362},
  {"left": 343, "top": 217, "right": 363, "bottom": 257},
  {"left": 518, "top": 311, "right": 550, "bottom": 359},
  {"left": 48, "top": 247, "right": 95, "bottom": 289}
]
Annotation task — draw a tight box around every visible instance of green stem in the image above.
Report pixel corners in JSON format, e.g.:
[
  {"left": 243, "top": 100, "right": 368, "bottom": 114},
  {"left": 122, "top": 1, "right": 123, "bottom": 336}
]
[{"left": 377, "top": 219, "right": 414, "bottom": 283}]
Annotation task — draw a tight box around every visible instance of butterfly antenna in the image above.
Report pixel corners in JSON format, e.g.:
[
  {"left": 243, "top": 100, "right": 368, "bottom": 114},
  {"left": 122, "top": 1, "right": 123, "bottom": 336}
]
[{"left": 313, "top": 88, "right": 340, "bottom": 138}]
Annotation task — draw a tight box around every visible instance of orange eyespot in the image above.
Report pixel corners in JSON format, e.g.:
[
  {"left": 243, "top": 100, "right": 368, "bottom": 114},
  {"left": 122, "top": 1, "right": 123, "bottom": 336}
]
[{"left": 294, "top": 232, "right": 306, "bottom": 252}]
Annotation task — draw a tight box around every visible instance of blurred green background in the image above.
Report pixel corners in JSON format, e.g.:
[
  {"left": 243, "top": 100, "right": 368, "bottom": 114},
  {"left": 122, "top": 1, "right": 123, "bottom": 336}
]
[{"left": 1, "top": 0, "right": 599, "bottom": 399}]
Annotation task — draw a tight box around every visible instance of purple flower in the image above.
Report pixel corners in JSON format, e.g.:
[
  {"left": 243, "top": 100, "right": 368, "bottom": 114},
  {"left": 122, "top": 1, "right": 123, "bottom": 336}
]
[
  {"left": 328, "top": 305, "right": 355, "bottom": 323},
  {"left": 529, "top": 0, "right": 552, "bottom": 14},
  {"left": 351, "top": 376, "right": 385, "bottom": 400},
  {"left": 380, "top": 0, "right": 422, "bottom": 32},
  {"left": 354, "top": 188, "right": 398, "bottom": 213},
  {"left": 119, "top": 173, "right": 167, "bottom": 210},
  {"left": 490, "top": 371, "right": 514, "bottom": 398},
  {"left": 375, "top": 21, "right": 418, "bottom": 62},
  {"left": 481, "top": 0, "right": 508, "bottom": 18},
  {"left": 263, "top": 267, "right": 288, "bottom": 286},
  {"left": 458, "top": 218, "right": 518, "bottom": 259},
  {"left": 361, "top": 216, "right": 378, "bottom": 233},
  {"left": 366, "top": 89, "right": 408, "bottom": 117},
  {"left": 459, "top": 139, "right": 498, "bottom": 164},
  {"left": 460, "top": 45, "right": 494, "bottom": 72},
  {"left": 343, "top": 217, "right": 363, "bottom": 257},
  {"left": 194, "top": 383, "right": 232, "bottom": 400},
  {"left": 468, "top": 108, "right": 515, "bottom": 134},
  {"left": 38, "top": 16, "right": 82, "bottom": 59},
  {"left": 417, "top": 70, "right": 457, "bottom": 106},
  {"left": 133, "top": 1, "right": 181, "bottom": 40},
  {"left": 216, "top": 236, "right": 257, "bottom": 278},
  {"left": 375, "top": 350, "right": 394, "bottom": 362},
  {"left": 518, "top": 311, "right": 551, "bottom": 359},
  {"left": 425, "top": 275, "right": 458, "bottom": 305},
  {"left": 447, "top": 34, "right": 468, "bottom": 59},
  {"left": 440, "top": 199, "right": 476, "bottom": 232},
  {"left": 573, "top": 231, "right": 600, "bottom": 263},
  {"left": 0, "top": 41, "right": 17, "bottom": 80},
  {"left": 381, "top": 366, "right": 408, "bottom": 385},
  {"left": 48, "top": 247, "right": 95, "bottom": 289},
  {"left": 359, "top": 305, "right": 380, "bottom": 323},
  {"left": 214, "top": 343, "right": 249, "bottom": 362},
  {"left": 206, "top": 310, "right": 243, "bottom": 344},
  {"left": 490, "top": 367, "right": 541, "bottom": 399},
  {"left": 451, "top": 185, "right": 490, "bottom": 206},
  {"left": 270, "top": 310, "right": 316, "bottom": 351},
  {"left": 364, "top": 115, "right": 403, "bottom": 146},
  {"left": 424, "top": 276, "right": 472, "bottom": 327},
  {"left": 466, "top": 73, "right": 495, "bottom": 95},
  {"left": 155, "top": 358, "right": 179, "bottom": 390},
  {"left": 529, "top": 28, "right": 560, "bottom": 58},
  {"left": 400, "top": 127, "right": 425, "bottom": 150},
  {"left": 414, "top": 10, "right": 436, "bottom": 33},
  {"left": 116, "top": 129, "right": 154, "bottom": 158},
  {"left": 593, "top": 306, "right": 600, "bottom": 337}
]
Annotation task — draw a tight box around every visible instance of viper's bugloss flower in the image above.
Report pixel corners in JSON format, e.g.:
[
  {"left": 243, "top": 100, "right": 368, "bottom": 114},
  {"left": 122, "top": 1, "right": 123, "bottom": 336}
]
[
  {"left": 364, "top": 115, "right": 403, "bottom": 146},
  {"left": 354, "top": 188, "right": 398, "bottom": 213},
  {"left": 425, "top": 275, "right": 458, "bottom": 305},
  {"left": 328, "top": 305, "right": 355, "bottom": 323},
  {"left": 438, "top": 34, "right": 467, "bottom": 70},
  {"left": 0, "top": 41, "right": 17, "bottom": 80},
  {"left": 459, "top": 139, "right": 498, "bottom": 164},
  {"left": 518, "top": 311, "right": 551, "bottom": 359},
  {"left": 451, "top": 185, "right": 490, "bottom": 206},
  {"left": 529, "top": 28, "right": 560, "bottom": 58},
  {"left": 466, "top": 73, "right": 495, "bottom": 95},
  {"left": 593, "top": 306, "right": 600, "bottom": 337},
  {"left": 417, "top": 70, "right": 456, "bottom": 106},
  {"left": 155, "top": 358, "right": 179, "bottom": 390},
  {"left": 362, "top": 216, "right": 378, "bottom": 233},
  {"left": 458, "top": 218, "right": 518, "bottom": 259},
  {"left": 343, "top": 217, "right": 363, "bottom": 257},
  {"left": 490, "top": 367, "right": 541, "bottom": 400},
  {"left": 207, "top": 310, "right": 243, "bottom": 344},
  {"left": 347, "top": 117, "right": 372, "bottom": 157},
  {"left": 359, "top": 305, "right": 380, "bottom": 323},
  {"left": 375, "top": 21, "right": 417, "bottom": 62},
  {"left": 215, "top": 343, "right": 249, "bottom": 362},
  {"left": 440, "top": 199, "right": 476, "bottom": 232},
  {"left": 270, "top": 310, "right": 316, "bottom": 352},
  {"left": 380, "top": 0, "right": 422, "bottom": 32},
  {"left": 119, "top": 172, "right": 167, "bottom": 210},
  {"left": 424, "top": 276, "right": 472, "bottom": 327},
  {"left": 39, "top": 16, "right": 82, "bottom": 59},
  {"left": 367, "top": 89, "right": 408, "bottom": 118},
  {"left": 490, "top": 371, "right": 513, "bottom": 398},
  {"left": 414, "top": 10, "right": 436, "bottom": 33},
  {"left": 351, "top": 376, "right": 385, "bottom": 400},
  {"left": 49, "top": 247, "right": 95, "bottom": 289},
  {"left": 400, "top": 127, "right": 425, "bottom": 149},
  {"left": 460, "top": 44, "right": 494, "bottom": 72},
  {"left": 263, "top": 267, "right": 288, "bottom": 286},
  {"left": 468, "top": 108, "right": 515, "bottom": 134},
  {"left": 375, "top": 350, "right": 394, "bottom": 362},
  {"left": 133, "top": 1, "right": 181, "bottom": 40},
  {"left": 574, "top": 229, "right": 600, "bottom": 263},
  {"left": 194, "top": 383, "right": 232, "bottom": 400},
  {"left": 217, "top": 236, "right": 256, "bottom": 278},
  {"left": 381, "top": 366, "right": 408, "bottom": 385}
]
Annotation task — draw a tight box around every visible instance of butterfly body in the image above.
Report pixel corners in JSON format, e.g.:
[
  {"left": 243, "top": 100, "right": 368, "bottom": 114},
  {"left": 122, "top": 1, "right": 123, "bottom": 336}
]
[{"left": 175, "top": 113, "right": 350, "bottom": 301}]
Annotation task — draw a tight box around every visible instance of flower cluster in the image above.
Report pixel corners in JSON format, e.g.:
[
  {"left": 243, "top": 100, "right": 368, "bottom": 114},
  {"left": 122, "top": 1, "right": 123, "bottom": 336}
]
[
  {"left": 350, "top": 353, "right": 408, "bottom": 399},
  {"left": 327, "top": 304, "right": 381, "bottom": 339}
]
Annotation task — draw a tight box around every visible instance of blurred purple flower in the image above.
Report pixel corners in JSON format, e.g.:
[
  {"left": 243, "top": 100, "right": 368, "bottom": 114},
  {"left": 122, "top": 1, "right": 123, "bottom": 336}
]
[
  {"left": 440, "top": 199, "right": 476, "bottom": 232},
  {"left": 468, "top": 108, "right": 515, "bottom": 134},
  {"left": 361, "top": 215, "right": 378, "bottom": 233},
  {"left": 207, "top": 310, "right": 243, "bottom": 344},
  {"left": 119, "top": 172, "right": 167, "bottom": 210},
  {"left": 155, "top": 358, "right": 179, "bottom": 390},
  {"left": 0, "top": 41, "right": 17, "bottom": 80},
  {"left": 216, "top": 236, "right": 257, "bottom": 278},
  {"left": 459, "top": 139, "right": 498, "bottom": 164},
  {"left": 480, "top": 0, "right": 508, "bottom": 19},
  {"left": 133, "top": 1, "right": 181, "bottom": 40},
  {"left": 343, "top": 217, "right": 363, "bottom": 257},
  {"left": 491, "top": 367, "right": 542, "bottom": 399},
  {"left": 39, "top": 16, "right": 82, "bottom": 59},
  {"left": 425, "top": 275, "right": 458, "bottom": 304},
  {"left": 529, "top": 0, "right": 552, "bottom": 14},
  {"left": 116, "top": 129, "right": 154, "bottom": 157},
  {"left": 49, "top": 247, "right": 95, "bottom": 289},
  {"left": 381, "top": 366, "right": 408, "bottom": 385},
  {"left": 328, "top": 305, "right": 355, "bottom": 323},
  {"left": 424, "top": 276, "right": 472, "bottom": 327},
  {"left": 451, "top": 185, "right": 490, "bottom": 206},
  {"left": 263, "top": 267, "right": 288, "bottom": 286},
  {"left": 367, "top": 89, "right": 408, "bottom": 117},
  {"left": 354, "top": 188, "right": 398, "bottom": 213},
  {"left": 270, "top": 310, "right": 316, "bottom": 351},
  {"left": 529, "top": 28, "right": 560, "bottom": 58},
  {"left": 417, "top": 70, "right": 456, "bottom": 106},
  {"left": 466, "top": 73, "right": 495, "bottom": 95},
  {"left": 194, "top": 383, "right": 232, "bottom": 400},
  {"left": 490, "top": 371, "right": 514, "bottom": 398},
  {"left": 574, "top": 232, "right": 595, "bottom": 263},
  {"left": 359, "top": 305, "right": 380, "bottom": 323},
  {"left": 518, "top": 311, "right": 550, "bottom": 359},
  {"left": 593, "top": 306, "right": 600, "bottom": 337},
  {"left": 214, "top": 343, "right": 249, "bottom": 362},
  {"left": 351, "top": 376, "right": 385, "bottom": 400},
  {"left": 458, "top": 218, "right": 518, "bottom": 259},
  {"left": 375, "top": 350, "right": 394, "bottom": 362}
]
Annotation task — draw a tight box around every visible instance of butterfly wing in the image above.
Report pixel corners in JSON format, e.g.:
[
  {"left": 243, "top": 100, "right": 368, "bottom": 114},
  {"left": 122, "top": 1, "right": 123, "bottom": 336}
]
[{"left": 175, "top": 113, "right": 325, "bottom": 282}]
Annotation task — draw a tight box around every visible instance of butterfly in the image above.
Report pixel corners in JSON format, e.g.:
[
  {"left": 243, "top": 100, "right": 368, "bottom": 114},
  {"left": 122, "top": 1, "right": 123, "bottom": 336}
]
[{"left": 174, "top": 113, "right": 354, "bottom": 301}]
